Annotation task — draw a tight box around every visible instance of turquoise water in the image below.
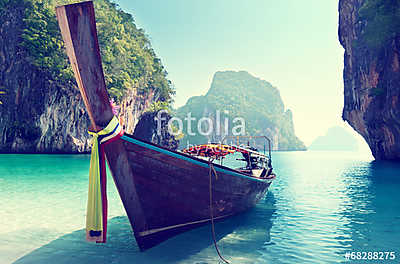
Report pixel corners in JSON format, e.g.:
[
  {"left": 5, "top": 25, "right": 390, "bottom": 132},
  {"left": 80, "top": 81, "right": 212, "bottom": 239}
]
[{"left": 0, "top": 151, "right": 399, "bottom": 264}]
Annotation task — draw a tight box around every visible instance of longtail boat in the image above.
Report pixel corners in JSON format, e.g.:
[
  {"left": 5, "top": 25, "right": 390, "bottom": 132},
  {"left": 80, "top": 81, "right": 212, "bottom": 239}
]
[{"left": 55, "top": 1, "right": 276, "bottom": 251}]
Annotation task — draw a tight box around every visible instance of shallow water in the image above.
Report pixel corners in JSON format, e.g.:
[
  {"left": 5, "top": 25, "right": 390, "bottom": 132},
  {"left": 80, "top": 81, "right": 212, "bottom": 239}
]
[{"left": 0, "top": 151, "right": 399, "bottom": 264}]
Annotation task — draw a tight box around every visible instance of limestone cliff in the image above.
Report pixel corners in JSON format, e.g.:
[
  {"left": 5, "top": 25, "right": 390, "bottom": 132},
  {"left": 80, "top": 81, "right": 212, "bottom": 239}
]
[
  {"left": 176, "top": 71, "right": 306, "bottom": 151},
  {"left": 339, "top": 0, "right": 400, "bottom": 160},
  {"left": 0, "top": 0, "right": 171, "bottom": 153},
  {"left": 133, "top": 111, "right": 179, "bottom": 151}
]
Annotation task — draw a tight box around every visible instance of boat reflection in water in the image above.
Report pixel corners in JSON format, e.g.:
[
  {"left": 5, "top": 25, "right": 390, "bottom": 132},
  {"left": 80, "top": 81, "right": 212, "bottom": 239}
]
[
  {"left": 7, "top": 152, "right": 399, "bottom": 263},
  {"left": 14, "top": 193, "right": 276, "bottom": 264}
]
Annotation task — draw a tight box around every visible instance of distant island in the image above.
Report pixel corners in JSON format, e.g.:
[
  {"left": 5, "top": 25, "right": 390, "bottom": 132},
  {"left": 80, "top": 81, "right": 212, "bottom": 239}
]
[
  {"left": 176, "top": 71, "right": 306, "bottom": 151},
  {"left": 308, "top": 126, "right": 358, "bottom": 151}
]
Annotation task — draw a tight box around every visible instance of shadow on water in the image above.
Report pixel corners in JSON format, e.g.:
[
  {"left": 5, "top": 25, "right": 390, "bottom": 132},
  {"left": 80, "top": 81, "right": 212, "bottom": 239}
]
[
  {"left": 14, "top": 193, "right": 276, "bottom": 264},
  {"left": 337, "top": 160, "right": 400, "bottom": 257}
]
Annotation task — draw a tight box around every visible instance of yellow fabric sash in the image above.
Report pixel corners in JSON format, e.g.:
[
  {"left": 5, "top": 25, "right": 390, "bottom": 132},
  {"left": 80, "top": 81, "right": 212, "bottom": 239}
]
[{"left": 86, "top": 116, "right": 122, "bottom": 242}]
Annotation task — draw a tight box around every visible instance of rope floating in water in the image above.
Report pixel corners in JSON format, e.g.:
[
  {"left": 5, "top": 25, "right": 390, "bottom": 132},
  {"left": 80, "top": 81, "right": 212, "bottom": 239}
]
[
  {"left": 86, "top": 116, "right": 123, "bottom": 243},
  {"left": 208, "top": 159, "right": 231, "bottom": 264}
]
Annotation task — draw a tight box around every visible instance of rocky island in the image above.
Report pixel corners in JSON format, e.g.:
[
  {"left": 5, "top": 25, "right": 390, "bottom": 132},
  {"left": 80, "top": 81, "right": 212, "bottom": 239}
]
[
  {"left": 176, "top": 71, "right": 306, "bottom": 151},
  {"left": 309, "top": 126, "right": 358, "bottom": 151}
]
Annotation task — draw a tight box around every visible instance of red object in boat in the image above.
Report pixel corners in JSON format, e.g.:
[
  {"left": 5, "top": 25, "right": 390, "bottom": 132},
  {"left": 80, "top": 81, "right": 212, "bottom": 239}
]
[{"left": 183, "top": 144, "right": 238, "bottom": 158}]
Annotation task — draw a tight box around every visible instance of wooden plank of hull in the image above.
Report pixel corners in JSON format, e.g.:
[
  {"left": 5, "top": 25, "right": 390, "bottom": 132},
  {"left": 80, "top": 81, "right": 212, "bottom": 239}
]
[
  {"left": 55, "top": 1, "right": 147, "bottom": 235},
  {"left": 121, "top": 135, "right": 271, "bottom": 250},
  {"left": 55, "top": 1, "right": 273, "bottom": 251}
]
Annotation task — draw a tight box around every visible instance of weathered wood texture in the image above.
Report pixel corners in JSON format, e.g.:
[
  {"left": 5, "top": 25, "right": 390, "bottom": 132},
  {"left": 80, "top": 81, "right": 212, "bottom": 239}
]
[
  {"left": 56, "top": 1, "right": 273, "bottom": 251},
  {"left": 122, "top": 135, "right": 271, "bottom": 250},
  {"left": 55, "top": 1, "right": 146, "bottom": 233}
]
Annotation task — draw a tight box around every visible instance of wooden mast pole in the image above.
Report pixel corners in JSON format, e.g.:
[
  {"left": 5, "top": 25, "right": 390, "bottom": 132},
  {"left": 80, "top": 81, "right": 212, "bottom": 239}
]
[{"left": 55, "top": 1, "right": 146, "bottom": 238}]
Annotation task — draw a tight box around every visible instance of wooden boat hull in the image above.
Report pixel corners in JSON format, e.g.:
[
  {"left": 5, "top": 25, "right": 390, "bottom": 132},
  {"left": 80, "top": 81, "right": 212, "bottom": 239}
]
[
  {"left": 120, "top": 134, "right": 272, "bottom": 250},
  {"left": 55, "top": 1, "right": 274, "bottom": 251}
]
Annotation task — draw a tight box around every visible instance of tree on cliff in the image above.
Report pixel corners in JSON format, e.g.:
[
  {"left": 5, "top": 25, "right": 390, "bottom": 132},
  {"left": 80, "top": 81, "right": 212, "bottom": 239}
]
[
  {"left": 176, "top": 71, "right": 306, "bottom": 151},
  {"left": 357, "top": 0, "right": 400, "bottom": 50},
  {"left": 5, "top": 0, "right": 175, "bottom": 103},
  {"left": 0, "top": 0, "right": 175, "bottom": 152},
  {"left": 339, "top": 0, "right": 400, "bottom": 160}
]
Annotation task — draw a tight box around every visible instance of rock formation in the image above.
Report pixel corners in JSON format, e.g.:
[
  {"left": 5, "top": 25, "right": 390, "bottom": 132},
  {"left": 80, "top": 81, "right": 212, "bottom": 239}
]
[
  {"left": 133, "top": 110, "right": 179, "bottom": 151},
  {"left": 309, "top": 126, "right": 358, "bottom": 151},
  {"left": 176, "top": 71, "right": 306, "bottom": 151},
  {"left": 0, "top": 0, "right": 171, "bottom": 153},
  {"left": 339, "top": 0, "right": 400, "bottom": 160}
]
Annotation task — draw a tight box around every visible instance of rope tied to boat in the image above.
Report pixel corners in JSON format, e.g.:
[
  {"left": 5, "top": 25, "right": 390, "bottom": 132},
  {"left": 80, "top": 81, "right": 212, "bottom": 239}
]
[
  {"left": 86, "top": 116, "right": 124, "bottom": 243},
  {"left": 208, "top": 158, "right": 231, "bottom": 264}
]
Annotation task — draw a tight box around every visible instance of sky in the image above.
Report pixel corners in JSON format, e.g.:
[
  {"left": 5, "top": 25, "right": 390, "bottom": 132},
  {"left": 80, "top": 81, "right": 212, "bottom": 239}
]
[{"left": 115, "top": 0, "right": 371, "bottom": 152}]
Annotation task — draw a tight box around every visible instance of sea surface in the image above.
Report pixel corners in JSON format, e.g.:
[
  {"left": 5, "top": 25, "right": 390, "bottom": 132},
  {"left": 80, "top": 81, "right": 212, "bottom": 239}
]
[{"left": 0, "top": 151, "right": 399, "bottom": 264}]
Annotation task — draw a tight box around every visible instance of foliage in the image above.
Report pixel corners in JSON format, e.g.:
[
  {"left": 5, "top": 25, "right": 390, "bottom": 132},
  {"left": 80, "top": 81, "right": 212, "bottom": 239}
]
[
  {"left": 90, "top": 0, "right": 174, "bottom": 102},
  {"left": 170, "top": 124, "right": 184, "bottom": 140},
  {"left": 145, "top": 101, "right": 172, "bottom": 113},
  {"left": 176, "top": 71, "right": 306, "bottom": 150},
  {"left": 11, "top": 0, "right": 174, "bottom": 103},
  {"left": 19, "top": 0, "right": 73, "bottom": 83},
  {"left": 357, "top": 0, "right": 400, "bottom": 50}
]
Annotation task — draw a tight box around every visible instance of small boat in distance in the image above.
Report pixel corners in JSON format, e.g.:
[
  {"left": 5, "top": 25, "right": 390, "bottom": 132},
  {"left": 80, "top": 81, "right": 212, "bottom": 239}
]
[{"left": 55, "top": 1, "right": 276, "bottom": 251}]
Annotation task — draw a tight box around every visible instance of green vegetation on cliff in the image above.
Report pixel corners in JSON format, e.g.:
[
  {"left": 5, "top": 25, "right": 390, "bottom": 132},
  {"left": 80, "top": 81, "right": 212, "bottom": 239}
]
[
  {"left": 0, "top": 0, "right": 174, "bottom": 102},
  {"left": 176, "top": 71, "right": 306, "bottom": 151},
  {"left": 357, "top": 0, "right": 400, "bottom": 49},
  {"left": 339, "top": 0, "right": 400, "bottom": 160}
]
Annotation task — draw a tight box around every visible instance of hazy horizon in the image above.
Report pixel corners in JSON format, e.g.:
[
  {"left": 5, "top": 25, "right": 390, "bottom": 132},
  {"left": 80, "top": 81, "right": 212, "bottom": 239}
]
[{"left": 115, "top": 0, "right": 371, "bottom": 154}]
